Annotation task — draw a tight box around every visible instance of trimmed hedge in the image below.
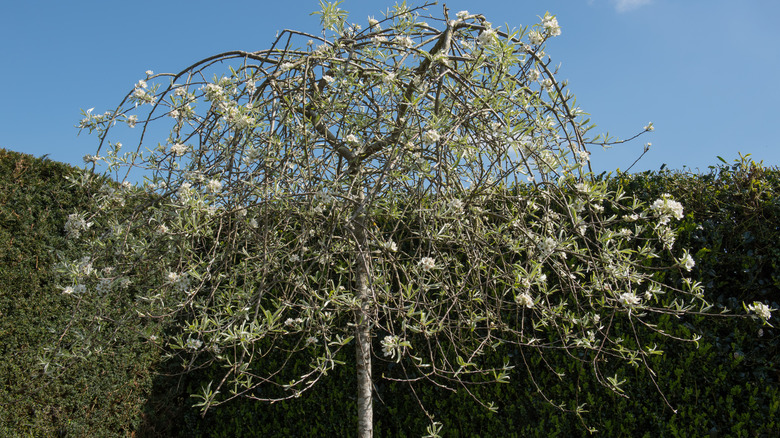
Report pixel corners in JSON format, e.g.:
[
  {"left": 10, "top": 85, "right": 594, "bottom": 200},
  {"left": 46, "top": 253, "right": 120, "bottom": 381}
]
[
  {"left": 185, "top": 157, "right": 780, "bottom": 437},
  {"left": 0, "top": 149, "right": 167, "bottom": 437},
  {"left": 1, "top": 149, "right": 778, "bottom": 436}
]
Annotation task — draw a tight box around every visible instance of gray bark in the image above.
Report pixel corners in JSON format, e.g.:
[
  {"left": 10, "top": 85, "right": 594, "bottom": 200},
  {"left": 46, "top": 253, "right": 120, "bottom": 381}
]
[{"left": 352, "top": 170, "right": 373, "bottom": 438}]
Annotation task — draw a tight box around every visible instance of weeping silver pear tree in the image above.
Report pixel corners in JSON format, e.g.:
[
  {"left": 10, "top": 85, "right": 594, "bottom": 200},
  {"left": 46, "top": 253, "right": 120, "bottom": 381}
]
[{"left": 56, "top": 2, "right": 758, "bottom": 436}]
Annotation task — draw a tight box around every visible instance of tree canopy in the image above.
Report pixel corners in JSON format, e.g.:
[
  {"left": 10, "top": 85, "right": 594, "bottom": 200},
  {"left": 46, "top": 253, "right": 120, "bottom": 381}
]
[{"left": 54, "top": 2, "right": 765, "bottom": 436}]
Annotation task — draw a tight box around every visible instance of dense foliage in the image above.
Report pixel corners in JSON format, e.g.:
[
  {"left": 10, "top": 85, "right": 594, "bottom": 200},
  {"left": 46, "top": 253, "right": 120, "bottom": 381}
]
[
  {"left": 2, "top": 149, "right": 777, "bottom": 436},
  {"left": 0, "top": 149, "right": 167, "bottom": 436},
  {"left": 64, "top": 5, "right": 713, "bottom": 437},
  {"left": 183, "top": 161, "right": 780, "bottom": 438}
]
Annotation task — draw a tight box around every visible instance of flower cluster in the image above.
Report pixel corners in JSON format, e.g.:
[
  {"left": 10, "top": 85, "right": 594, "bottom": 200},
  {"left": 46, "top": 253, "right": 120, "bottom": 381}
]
[
  {"left": 747, "top": 301, "right": 773, "bottom": 321},
  {"left": 346, "top": 134, "right": 360, "bottom": 145},
  {"left": 382, "top": 72, "right": 396, "bottom": 85},
  {"left": 170, "top": 143, "right": 188, "bottom": 157},
  {"left": 515, "top": 292, "right": 535, "bottom": 308},
  {"left": 77, "top": 107, "right": 120, "bottom": 132},
  {"left": 651, "top": 194, "right": 684, "bottom": 224},
  {"left": 679, "top": 251, "right": 696, "bottom": 272},
  {"left": 618, "top": 291, "right": 641, "bottom": 308},
  {"left": 448, "top": 198, "right": 464, "bottom": 215},
  {"left": 381, "top": 335, "right": 405, "bottom": 361},
  {"left": 202, "top": 83, "right": 227, "bottom": 102},
  {"left": 476, "top": 28, "right": 496, "bottom": 46},
  {"left": 284, "top": 317, "right": 305, "bottom": 328},
  {"left": 537, "top": 236, "right": 557, "bottom": 258},
  {"left": 184, "top": 338, "right": 203, "bottom": 351},
  {"left": 528, "top": 31, "right": 544, "bottom": 46},
  {"left": 379, "top": 239, "right": 398, "bottom": 252},
  {"left": 64, "top": 213, "right": 93, "bottom": 239},
  {"left": 62, "top": 284, "right": 87, "bottom": 295},
  {"left": 222, "top": 104, "right": 255, "bottom": 129},
  {"left": 167, "top": 271, "right": 191, "bottom": 294},
  {"left": 423, "top": 129, "right": 441, "bottom": 143},
  {"left": 542, "top": 13, "right": 561, "bottom": 37},
  {"left": 132, "top": 79, "right": 156, "bottom": 105},
  {"left": 395, "top": 36, "right": 414, "bottom": 48},
  {"left": 206, "top": 179, "right": 223, "bottom": 193},
  {"left": 419, "top": 257, "right": 436, "bottom": 271}
]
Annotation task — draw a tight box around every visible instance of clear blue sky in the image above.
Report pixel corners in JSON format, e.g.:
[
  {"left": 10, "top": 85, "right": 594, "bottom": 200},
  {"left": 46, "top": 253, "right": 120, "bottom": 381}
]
[{"left": 2, "top": 0, "right": 778, "bottom": 174}]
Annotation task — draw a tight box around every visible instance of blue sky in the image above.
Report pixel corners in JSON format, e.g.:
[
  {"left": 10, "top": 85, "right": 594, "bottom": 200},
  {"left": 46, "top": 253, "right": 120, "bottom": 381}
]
[{"left": 1, "top": 0, "right": 778, "bottom": 174}]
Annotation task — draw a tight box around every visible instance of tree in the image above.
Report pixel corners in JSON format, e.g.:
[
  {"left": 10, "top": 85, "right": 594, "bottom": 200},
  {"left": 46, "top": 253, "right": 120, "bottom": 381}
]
[{"left": 54, "top": 2, "right": 764, "bottom": 436}]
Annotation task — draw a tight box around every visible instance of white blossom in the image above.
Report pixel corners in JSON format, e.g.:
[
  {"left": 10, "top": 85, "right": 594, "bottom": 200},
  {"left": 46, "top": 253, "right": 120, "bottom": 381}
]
[
  {"left": 170, "top": 143, "right": 188, "bottom": 157},
  {"left": 62, "top": 285, "right": 86, "bottom": 295},
  {"left": 644, "top": 122, "right": 655, "bottom": 131},
  {"left": 184, "top": 338, "right": 203, "bottom": 351},
  {"left": 528, "top": 31, "right": 544, "bottom": 45},
  {"left": 515, "top": 292, "right": 535, "bottom": 308},
  {"left": 419, "top": 257, "right": 436, "bottom": 271},
  {"left": 537, "top": 237, "right": 556, "bottom": 257},
  {"left": 456, "top": 10, "right": 469, "bottom": 20},
  {"left": 477, "top": 28, "right": 496, "bottom": 46},
  {"left": 96, "top": 278, "right": 112, "bottom": 295},
  {"left": 651, "top": 194, "right": 684, "bottom": 222},
  {"left": 748, "top": 302, "right": 772, "bottom": 320},
  {"left": 284, "top": 317, "right": 304, "bottom": 327},
  {"left": 542, "top": 14, "right": 561, "bottom": 37},
  {"left": 64, "top": 213, "right": 93, "bottom": 239},
  {"left": 381, "top": 335, "right": 404, "bottom": 360},
  {"left": 380, "top": 240, "right": 398, "bottom": 252},
  {"left": 206, "top": 179, "right": 223, "bottom": 193},
  {"left": 346, "top": 134, "right": 360, "bottom": 145},
  {"left": 167, "top": 271, "right": 191, "bottom": 293},
  {"left": 448, "top": 198, "right": 464, "bottom": 214},
  {"left": 132, "top": 80, "right": 155, "bottom": 104},
  {"left": 680, "top": 251, "right": 695, "bottom": 272},
  {"left": 395, "top": 36, "right": 414, "bottom": 48},
  {"left": 423, "top": 129, "right": 441, "bottom": 143},
  {"left": 202, "top": 83, "right": 225, "bottom": 101},
  {"left": 382, "top": 72, "right": 396, "bottom": 85},
  {"left": 618, "top": 292, "right": 641, "bottom": 308}
]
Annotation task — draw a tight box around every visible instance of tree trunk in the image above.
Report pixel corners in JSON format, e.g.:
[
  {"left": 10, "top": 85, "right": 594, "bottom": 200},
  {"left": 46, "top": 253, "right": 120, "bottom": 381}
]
[
  {"left": 352, "top": 170, "right": 373, "bottom": 438},
  {"left": 355, "top": 274, "right": 373, "bottom": 438}
]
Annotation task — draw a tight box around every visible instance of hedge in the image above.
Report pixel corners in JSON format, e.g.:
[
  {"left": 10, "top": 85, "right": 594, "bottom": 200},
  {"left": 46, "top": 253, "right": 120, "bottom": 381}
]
[
  {"left": 1, "top": 149, "right": 778, "bottom": 436},
  {"left": 0, "top": 149, "right": 167, "bottom": 437}
]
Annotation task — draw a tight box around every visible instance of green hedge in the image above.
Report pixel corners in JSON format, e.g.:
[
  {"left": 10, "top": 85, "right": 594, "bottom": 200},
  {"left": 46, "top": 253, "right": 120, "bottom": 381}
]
[
  {"left": 0, "top": 149, "right": 168, "bottom": 437},
  {"left": 1, "top": 149, "right": 778, "bottom": 436},
  {"left": 187, "top": 157, "right": 780, "bottom": 437}
]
